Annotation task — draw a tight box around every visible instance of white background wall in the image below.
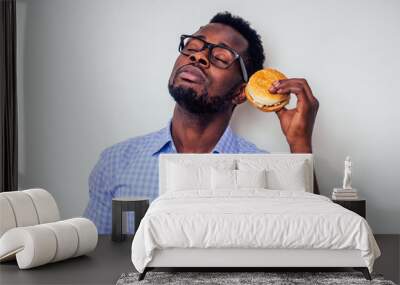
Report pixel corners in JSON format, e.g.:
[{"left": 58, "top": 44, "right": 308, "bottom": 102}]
[{"left": 16, "top": 0, "right": 399, "bottom": 234}]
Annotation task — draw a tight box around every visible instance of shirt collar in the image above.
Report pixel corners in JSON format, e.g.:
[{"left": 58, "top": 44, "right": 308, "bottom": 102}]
[{"left": 150, "top": 118, "right": 238, "bottom": 155}]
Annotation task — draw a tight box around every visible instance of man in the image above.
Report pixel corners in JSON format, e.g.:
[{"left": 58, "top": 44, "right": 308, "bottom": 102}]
[{"left": 83, "top": 12, "right": 319, "bottom": 234}]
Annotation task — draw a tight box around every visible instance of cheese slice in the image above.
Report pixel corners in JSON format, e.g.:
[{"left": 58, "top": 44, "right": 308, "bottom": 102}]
[{"left": 248, "top": 89, "right": 282, "bottom": 106}]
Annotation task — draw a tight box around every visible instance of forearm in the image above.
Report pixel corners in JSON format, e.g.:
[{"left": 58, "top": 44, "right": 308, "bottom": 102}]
[{"left": 289, "top": 139, "right": 312, "bottom": 154}]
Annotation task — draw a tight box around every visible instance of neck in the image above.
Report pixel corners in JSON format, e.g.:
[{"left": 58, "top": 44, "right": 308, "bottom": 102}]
[{"left": 171, "top": 104, "right": 232, "bottom": 153}]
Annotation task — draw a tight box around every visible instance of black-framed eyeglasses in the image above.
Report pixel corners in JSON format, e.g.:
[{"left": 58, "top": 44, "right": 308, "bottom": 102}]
[{"left": 178, "top": 34, "right": 248, "bottom": 82}]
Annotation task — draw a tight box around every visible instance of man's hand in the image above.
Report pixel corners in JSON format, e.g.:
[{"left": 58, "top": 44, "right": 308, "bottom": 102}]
[{"left": 268, "top": 78, "right": 319, "bottom": 153}]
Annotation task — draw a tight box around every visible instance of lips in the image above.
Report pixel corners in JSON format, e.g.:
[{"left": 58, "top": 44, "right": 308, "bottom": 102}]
[{"left": 177, "top": 65, "right": 206, "bottom": 84}]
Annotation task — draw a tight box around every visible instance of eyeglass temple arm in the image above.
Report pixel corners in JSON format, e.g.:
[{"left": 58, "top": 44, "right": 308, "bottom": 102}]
[{"left": 238, "top": 57, "right": 248, "bottom": 82}]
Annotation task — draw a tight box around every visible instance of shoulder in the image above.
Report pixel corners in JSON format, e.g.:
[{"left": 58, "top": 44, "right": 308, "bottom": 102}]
[
  {"left": 233, "top": 133, "right": 269, "bottom": 154},
  {"left": 99, "top": 128, "right": 163, "bottom": 169}
]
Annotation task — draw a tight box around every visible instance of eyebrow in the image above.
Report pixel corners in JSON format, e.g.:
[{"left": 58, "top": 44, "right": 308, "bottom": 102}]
[{"left": 195, "top": 34, "right": 231, "bottom": 49}]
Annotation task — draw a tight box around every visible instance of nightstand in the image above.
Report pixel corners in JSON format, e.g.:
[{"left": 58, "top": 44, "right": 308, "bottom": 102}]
[
  {"left": 332, "top": 199, "right": 366, "bottom": 218},
  {"left": 111, "top": 197, "right": 149, "bottom": 242}
]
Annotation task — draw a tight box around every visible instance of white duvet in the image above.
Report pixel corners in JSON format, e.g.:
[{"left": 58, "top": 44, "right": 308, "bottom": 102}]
[{"left": 131, "top": 189, "right": 380, "bottom": 273}]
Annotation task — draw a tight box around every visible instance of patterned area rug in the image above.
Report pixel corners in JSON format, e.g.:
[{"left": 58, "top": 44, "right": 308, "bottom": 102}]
[{"left": 116, "top": 271, "right": 396, "bottom": 285}]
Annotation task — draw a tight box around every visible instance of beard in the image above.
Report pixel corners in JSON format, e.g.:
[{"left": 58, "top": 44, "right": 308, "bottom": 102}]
[{"left": 168, "top": 82, "right": 237, "bottom": 114}]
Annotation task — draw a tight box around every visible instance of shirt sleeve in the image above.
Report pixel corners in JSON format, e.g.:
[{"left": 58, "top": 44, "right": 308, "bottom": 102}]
[
  {"left": 254, "top": 148, "right": 269, "bottom": 154},
  {"left": 83, "top": 148, "right": 114, "bottom": 234}
]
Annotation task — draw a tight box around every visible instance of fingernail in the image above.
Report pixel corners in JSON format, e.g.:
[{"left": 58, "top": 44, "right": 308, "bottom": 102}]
[
  {"left": 273, "top": 80, "right": 280, "bottom": 87},
  {"left": 268, "top": 86, "right": 274, "bottom": 92}
]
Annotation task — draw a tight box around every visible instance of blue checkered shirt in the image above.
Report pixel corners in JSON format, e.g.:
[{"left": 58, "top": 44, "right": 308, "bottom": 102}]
[{"left": 83, "top": 118, "right": 268, "bottom": 234}]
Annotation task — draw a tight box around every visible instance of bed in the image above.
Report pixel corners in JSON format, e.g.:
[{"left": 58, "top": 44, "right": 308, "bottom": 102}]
[{"left": 131, "top": 153, "right": 381, "bottom": 281}]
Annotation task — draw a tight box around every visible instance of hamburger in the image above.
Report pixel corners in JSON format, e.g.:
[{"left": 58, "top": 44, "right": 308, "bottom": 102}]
[{"left": 245, "top": 68, "right": 290, "bottom": 112}]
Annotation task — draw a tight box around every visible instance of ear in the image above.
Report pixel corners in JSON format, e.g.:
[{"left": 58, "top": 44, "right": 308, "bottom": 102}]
[{"left": 231, "top": 83, "right": 247, "bottom": 106}]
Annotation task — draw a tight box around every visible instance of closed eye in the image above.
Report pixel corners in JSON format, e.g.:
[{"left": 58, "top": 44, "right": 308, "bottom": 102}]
[{"left": 214, "top": 57, "right": 228, "bottom": 64}]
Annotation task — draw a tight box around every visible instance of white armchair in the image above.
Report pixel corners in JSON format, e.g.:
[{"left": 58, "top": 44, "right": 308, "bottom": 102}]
[{"left": 0, "top": 188, "right": 97, "bottom": 269}]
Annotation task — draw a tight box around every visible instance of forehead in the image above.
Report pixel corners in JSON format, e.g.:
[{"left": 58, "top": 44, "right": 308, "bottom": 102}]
[{"left": 192, "top": 23, "right": 248, "bottom": 54}]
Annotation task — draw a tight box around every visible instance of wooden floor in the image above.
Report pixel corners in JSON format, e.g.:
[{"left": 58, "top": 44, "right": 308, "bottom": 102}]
[
  {"left": 0, "top": 234, "right": 398, "bottom": 284},
  {"left": 373, "top": 234, "right": 400, "bottom": 284}
]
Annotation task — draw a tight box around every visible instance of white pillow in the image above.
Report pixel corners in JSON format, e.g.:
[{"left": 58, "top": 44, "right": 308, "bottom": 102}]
[
  {"left": 166, "top": 159, "right": 236, "bottom": 192},
  {"left": 236, "top": 169, "right": 267, "bottom": 189},
  {"left": 211, "top": 168, "right": 236, "bottom": 190},
  {"left": 237, "top": 159, "right": 309, "bottom": 192},
  {"left": 266, "top": 162, "right": 307, "bottom": 191},
  {"left": 167, "top": 162, "right": 210, "bottom": 191},
  {"left": 211, "top": 168, "right": 268, "bottom": 190}
]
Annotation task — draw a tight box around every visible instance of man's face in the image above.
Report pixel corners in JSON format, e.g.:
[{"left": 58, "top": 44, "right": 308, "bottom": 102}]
[{"left": 168, "top": 23, "right": 248, "bottom": 114}]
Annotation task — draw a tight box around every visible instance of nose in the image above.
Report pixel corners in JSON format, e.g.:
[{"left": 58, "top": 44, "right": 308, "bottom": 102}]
[{"left": 188, "top": 51, "right": 210, "bottom": 68}]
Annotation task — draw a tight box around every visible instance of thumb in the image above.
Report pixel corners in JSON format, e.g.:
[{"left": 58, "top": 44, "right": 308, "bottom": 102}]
[{"left": 275, "top": 106, "right": 288, "bottom": 120}]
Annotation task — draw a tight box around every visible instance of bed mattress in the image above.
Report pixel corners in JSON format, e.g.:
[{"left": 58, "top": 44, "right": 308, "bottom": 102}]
[{"left": 131, "top": 189, "right": 380, "bottom": 273}]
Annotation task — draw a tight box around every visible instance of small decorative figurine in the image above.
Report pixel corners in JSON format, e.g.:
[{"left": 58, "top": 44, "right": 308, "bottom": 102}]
[{"left": 342, "top": 156, "right": 352, "bottom": 190}]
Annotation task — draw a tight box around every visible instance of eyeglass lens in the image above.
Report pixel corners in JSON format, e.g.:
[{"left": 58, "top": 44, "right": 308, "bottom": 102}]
[{"left": 180, "top": 37, "right": 236, "bottom": 68}]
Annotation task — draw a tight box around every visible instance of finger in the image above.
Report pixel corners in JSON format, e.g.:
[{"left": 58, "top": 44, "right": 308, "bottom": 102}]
[
  {"left": 269, "top": 80, "right": 317, "bottom": 113},
  {"left": 272, "top": 80, "right": 313, "bottom": 101},
  {"left": 271, "top": 83, "right": 308, "bottom": 101},
  {"left": 269, "top": 80, "right": 308, "bottom": 101},
  {"left": 275, "top": 106, "right": 288, "bottom": 120},
  {"left": 284, "top": 78, "right": 319, "bottom": 107},
  {"left": 276, "top": 85, "right": 312, "bottom": 112}
]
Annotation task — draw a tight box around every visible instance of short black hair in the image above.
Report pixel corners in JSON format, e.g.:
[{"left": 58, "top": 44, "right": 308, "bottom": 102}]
[{"left": 209, "top": 11, "right": 265, "bottom": 78}]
